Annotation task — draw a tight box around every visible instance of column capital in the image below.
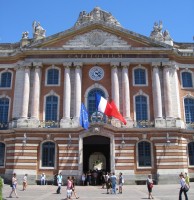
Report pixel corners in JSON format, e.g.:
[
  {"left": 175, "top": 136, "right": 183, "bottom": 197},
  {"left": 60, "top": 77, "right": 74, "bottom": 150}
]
[
  {"left": 63, "top": 62, "right": 72, "bottom": 67},
  {"left": 121, "top": 62, "right": 130, "bottom": 67},
  {"left": 151, "top": 62, "right": 161, "bottom": 67},
  {"left": 73, "top": 62, "right": 83, "bottom": 67},
  {"left": 33, "top": 62, "right": 42, "bottom": 68},
  {"left": 22, "top": 62, "right": 32, "bottom": 67},
  {"left": 110, "top": 62, "right": 120, "bottom": 67}
]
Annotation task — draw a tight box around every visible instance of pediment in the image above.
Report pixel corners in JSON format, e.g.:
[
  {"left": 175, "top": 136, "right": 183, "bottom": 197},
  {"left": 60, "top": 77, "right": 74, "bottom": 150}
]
[
  {"left": 30, "top": 23, "right": 171, "bottom": 50},
  {"left": 62, "top": 29, "right": 130, "bottom": 49}
]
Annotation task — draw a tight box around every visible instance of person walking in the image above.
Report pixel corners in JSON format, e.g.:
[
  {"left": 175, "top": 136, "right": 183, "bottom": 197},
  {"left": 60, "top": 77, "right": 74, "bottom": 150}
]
[
  {"left": 110, "top": 172, "right": 117, "bottom": 194},
  {"left": 23, "top": 174, "right": 28, "bottom": 191},
  {"left": 71, "top": 176, "right": 79, "bottom": 199},
  {"left": 118, "top": 172, "right": 124, "bottom": 194},
  {"left": 56, "top": 172, "right": 63, "bottom": 194},
  {"left": 146, "top": 174, "right": 154, "bottom": 199},
  {"left": 9, "top": 173, "right": 18, "bottom": 198},
  {"left": 185, "top": 172, "right": 190, "bottom": 187},
  {"left": 179, "top": 173, "right": 188, "bottom": 200},
  {"left": 66, "top": 176, "right": 73, "bottom": 200},
  {"left": 106, "top": 173, "right": 111, "bottom": 194}
]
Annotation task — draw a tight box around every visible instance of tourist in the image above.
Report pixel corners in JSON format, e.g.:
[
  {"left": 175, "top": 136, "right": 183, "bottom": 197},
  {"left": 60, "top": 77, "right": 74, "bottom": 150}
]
[
  {"left": 179, "top": 173, "right": 188, "bottom": 200},
  {"left": 23, "top": 174, "right": 28, "bottom": 191},
  {"left": 66, "top": 176, "right": 73, "bottom": 200},
  {"left": 106, "top": 173, "right": 111, "bottom": 194},
  {"left": 86, "top": 171, "right": 91, "bottom": 186},
  {"left": 56, "top": 172, "right": 63, "bottom": 194},
  {"left": 185, "top": 172, "right": 190, "bottom": 187},
  {"left": 81, "top": 173, "right": 86, "bottom": 186},
  {"left": 9, "top": 173, "right": 18, "bottom": 198},
  {"left": 101, "top": 172, "right": 106, "bottom": 189},
  {"left": 118, "top": 172, "right": 124, "bottom": 194},
  {"left": 110, "top": 172, "right": 117, "bottom": 194},
  {"left": 71, "top": 176, "right": 79, "bottom": 199},
  {"left": 40, "top": 173, "right": 46, "bottom": 185},
  {"left": 146, "top": 174, "right": 154, "bottom": 199}
]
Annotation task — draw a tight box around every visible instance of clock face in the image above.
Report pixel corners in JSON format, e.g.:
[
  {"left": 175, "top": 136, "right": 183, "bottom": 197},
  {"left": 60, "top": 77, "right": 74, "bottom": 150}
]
[{"left": 89, "top": 66, "right": 104, "bottom": 81}]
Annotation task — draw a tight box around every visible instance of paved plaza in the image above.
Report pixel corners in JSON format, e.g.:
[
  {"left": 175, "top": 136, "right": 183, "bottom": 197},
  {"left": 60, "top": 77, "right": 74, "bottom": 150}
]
[{"left": 2, "top": 183, "right": 194, "bottom": 200}]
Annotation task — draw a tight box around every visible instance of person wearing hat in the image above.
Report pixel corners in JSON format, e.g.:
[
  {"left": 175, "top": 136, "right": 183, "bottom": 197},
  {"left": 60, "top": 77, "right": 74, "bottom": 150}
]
[
  {"left": 179, "top": 173, "right": 188, "bottom": 200},
  {"left": 41, "top": 173, "right": 46, "bottom": 185}
]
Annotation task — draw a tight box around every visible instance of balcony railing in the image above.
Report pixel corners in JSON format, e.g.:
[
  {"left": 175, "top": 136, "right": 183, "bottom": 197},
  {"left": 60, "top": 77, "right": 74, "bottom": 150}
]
[
  {"left": 134, "top": 120, "right": 155, "bottom": 128},
  {"left": 0, "top": 122, "right": 9, "bottom": 130}
]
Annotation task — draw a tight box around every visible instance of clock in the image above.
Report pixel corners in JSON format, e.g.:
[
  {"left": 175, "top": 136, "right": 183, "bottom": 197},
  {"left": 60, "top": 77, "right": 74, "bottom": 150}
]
[{"left": 89, "top": 66, "right": 104, "bottom": 81}]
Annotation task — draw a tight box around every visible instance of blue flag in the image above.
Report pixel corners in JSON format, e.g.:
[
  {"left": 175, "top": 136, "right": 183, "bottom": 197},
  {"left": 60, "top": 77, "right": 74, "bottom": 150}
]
[{"left": 80, "top": 103, "right": 89, "bottom": 129}]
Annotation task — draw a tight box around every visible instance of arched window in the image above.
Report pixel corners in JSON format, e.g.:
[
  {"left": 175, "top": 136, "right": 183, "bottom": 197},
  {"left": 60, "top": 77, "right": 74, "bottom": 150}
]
[
  {"left": 1, "top": 72, "right": 12, "bottom": 87},
  {"left": 138, "top": 141, "right": 151, "bottom": 167},
  {"left": 42, "top": 142, "right": 55, "bottom": 167},
  {"left": 0, "top": 143, "right": 5, "bottom": 166},
  {"left": 182, "top": 72, "right": 193, "bottom": 88},
  {"left": 134, "top": 68, "right": 146, "bottom": 85},
  {"left": 47, "top": 69, "right": 59, "bottom": 85},
  {"left": 87, "top": 89, "right": 105, "bottom": 122},
  {"left": 188, "top": 142, "right": 194, "bottom": 165},
  {"left": 184, "top": 98, "right": 194, "bottom": 123},
  {"left": 45, "top": 95, "right": 58, "bottom": 121},
  {"left": 135, "top": 95, "right": 148, "bottom": 121},
  {"left": 0, "top": 98, "right": 9, "bottom": 123}
]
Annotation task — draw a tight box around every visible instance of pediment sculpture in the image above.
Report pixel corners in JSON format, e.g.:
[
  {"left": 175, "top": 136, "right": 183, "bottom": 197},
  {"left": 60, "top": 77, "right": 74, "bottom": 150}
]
[
  {"left": 62, "top": 29, "right": 130, "bottom": 48},
  {"left": 74, "top": 7, "right": 122, "bottom": 27}
]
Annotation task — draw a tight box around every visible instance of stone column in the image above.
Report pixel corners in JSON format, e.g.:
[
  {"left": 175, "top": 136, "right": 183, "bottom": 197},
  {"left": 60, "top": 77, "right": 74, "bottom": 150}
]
[
  {"left": 12, "top": 65, "right": 25, "bottom": 119},
  {"left": 111, "top": 62, "right": 120, "bottom": 109},
  {"left": 163, "top": 66, "right": 173, "bottom": 118},
  {"left": 20, "top": 66, "right": 31, "bottom": 118},
  {"left": 31, "top": 63, "right": 42, "bottom": 120},
  {"left": 121, "top": 63, "right": 130, "bottom": 119},
  {"left": 74, "top": 62, "right": 82, "bottom": 126},
  {"left": 60, "top": 62, "right": 72, "bottom": 128},
  {"left": 152, "top": 64, "right": 163, "bottom": 118}
]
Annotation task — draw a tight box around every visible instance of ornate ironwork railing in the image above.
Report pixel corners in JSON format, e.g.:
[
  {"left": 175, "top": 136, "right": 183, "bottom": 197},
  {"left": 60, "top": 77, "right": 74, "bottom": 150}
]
[{"left": 134, "top": 120, "right": 155, "bottom": 128}]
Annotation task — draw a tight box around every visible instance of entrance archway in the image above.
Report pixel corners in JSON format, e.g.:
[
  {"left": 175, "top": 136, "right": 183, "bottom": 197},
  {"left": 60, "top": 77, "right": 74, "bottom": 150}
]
[{"left": 83, "top": 135, "right": 110, "bottom": 172}]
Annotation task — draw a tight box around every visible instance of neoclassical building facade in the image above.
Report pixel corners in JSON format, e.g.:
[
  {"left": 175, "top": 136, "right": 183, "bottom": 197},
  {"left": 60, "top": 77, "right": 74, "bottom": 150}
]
[{"left": 0, "top": 7, "right": 194, "bottom": 184}]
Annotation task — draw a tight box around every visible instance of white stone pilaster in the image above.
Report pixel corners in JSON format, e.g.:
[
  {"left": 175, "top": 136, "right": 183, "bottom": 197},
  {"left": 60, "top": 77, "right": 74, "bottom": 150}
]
[
  {"left": 121, "top": 63, "right": 130, "bottom": 119},
  {"left": 111, "top": 62, "right": 120, "bottom": 109},
  {"left": 163, "top": 66, "right": 173, "bottom": 118},
  {"left": 60, "top": 63, "right": 72, "bottom": 128},
  {"left": 12, "top": 65, "right": 25, "bottom": 119},
  {"left": 31, "top": 63, "right": 42, "bottom": 119},
  {"left": 152, "top": 64, "right": 163, "bottom": 118},
  {"left": 74, "top": 62, "right": 82, "bottom": 126},
  {"left": 20, "top": 66, "right": 31, "bottom": 118}
]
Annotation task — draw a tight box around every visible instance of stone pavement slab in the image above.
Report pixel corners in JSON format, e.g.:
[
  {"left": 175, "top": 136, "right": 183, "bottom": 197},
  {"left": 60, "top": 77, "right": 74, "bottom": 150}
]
[{"left": 2, "top": 183, "right": 194, "bottom": 200}]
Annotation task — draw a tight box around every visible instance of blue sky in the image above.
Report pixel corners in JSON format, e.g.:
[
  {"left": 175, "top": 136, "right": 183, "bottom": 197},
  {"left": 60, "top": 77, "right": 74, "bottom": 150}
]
[{"left": 1, "top": 0, "right": 194, "bottom": 43}]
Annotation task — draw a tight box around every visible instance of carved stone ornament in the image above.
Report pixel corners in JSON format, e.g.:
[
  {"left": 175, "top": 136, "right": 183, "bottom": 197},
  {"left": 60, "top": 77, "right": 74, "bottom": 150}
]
[
  {"left": 74, "top": 7, "right": 121, "bottom": 27},
  {"left": 63, "top": 29, "right": 129, "bottom": 48}
]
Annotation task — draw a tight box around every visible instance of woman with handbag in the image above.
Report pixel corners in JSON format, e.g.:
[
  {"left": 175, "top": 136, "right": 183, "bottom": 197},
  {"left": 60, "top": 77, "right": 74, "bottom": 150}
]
[
  {"left": 179, "top": 173, "right": 188, "bottom": 200},
  {"left": 146, "top": 174, "right": 154, "bottom": 199}
]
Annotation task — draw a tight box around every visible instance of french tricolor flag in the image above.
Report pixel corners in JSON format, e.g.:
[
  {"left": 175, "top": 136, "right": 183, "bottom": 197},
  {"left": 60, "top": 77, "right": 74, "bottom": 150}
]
[
  {"left": 95, "top": 93, "right": 127, "bottom": 125},
  {"left": 95, "top": 93, "right": 112, "bottom": 117}
]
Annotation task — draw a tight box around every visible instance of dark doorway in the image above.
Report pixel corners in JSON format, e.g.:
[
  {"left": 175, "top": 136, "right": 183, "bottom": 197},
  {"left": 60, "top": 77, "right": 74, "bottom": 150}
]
[{"left": 83, "top": 135, "right": 110, "bottom": 173}]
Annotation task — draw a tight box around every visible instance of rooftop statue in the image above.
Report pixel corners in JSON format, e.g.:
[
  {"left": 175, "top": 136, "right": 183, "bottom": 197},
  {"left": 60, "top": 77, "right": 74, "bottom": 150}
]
[
  {"left": 21, "top": 31, "right": 29, "bottom": 39},
  {"left": 150, "top": 21, "right": 173, "bottom": 46},
  {"left": 150, "top": 21, "right": 163, "bottom": 41},
  {"left": 74, "top": 7, "right": 121, "bottom": 27},
  {"left": 32, "top": 21, "right": 46, "bottom": 40}
]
